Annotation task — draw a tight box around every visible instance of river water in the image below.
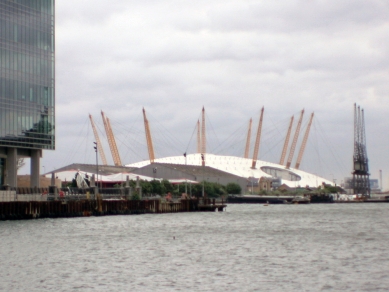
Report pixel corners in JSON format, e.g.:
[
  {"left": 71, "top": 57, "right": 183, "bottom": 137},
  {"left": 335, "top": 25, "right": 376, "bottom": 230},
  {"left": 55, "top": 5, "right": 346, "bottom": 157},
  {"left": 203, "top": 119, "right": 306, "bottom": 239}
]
[{"left": 0, "top": 204, "right": 388, "bottom": 291}]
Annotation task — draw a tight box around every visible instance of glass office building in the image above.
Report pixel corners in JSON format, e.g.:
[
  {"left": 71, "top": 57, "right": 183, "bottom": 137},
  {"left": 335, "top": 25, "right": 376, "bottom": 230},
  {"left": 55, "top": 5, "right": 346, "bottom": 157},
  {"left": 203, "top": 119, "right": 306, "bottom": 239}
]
[{"left": 0, "top": 0, "right": 55, "bottom": 187}]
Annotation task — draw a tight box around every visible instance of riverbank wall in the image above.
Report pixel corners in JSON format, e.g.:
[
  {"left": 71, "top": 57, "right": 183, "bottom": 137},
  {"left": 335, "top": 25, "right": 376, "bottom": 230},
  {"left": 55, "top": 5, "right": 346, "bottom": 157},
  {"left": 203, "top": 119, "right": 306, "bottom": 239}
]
[
  {"left": 227, "top": 194, "right": 389, "bottom": 204},
  {"left": 0, "top": 198, "right": 226, "bottom": 221}
]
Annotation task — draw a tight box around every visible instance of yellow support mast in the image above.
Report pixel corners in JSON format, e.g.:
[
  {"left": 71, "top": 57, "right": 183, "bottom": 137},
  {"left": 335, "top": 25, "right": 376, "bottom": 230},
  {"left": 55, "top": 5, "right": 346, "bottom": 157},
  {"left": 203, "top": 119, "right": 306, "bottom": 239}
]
[
  {"left": 143, "top": 108, "right": 156, "bottom": 163},
  {"left": 101, "top": 111, "right": 122, "bottom": 166},
  {"left": 295, "top": 112, "right": 314, "bottom": 169},
  {"left": 279, "top": 116, "right": 294, "bottom": 166},
  {"left": 89, "top": 114, "right": 108, "bottom": 165},
  {"left": 286, "top": 109, "right": 304, "bottom": 169},
  {"left": 251, "top": 107, "right": 264, "bottom": 169},
  {"left": 197, "top": 120, "right": 201, "bottom": 153},
  {"left": 244, "top": 118, "right": 252, "bottom": 159}
]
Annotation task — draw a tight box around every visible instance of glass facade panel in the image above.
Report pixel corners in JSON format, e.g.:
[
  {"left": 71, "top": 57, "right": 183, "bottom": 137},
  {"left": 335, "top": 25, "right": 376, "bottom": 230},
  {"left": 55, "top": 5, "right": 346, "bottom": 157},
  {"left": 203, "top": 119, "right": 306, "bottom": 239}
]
[{"left": 0, "top": 0, "right": 55, "bottom": 150}]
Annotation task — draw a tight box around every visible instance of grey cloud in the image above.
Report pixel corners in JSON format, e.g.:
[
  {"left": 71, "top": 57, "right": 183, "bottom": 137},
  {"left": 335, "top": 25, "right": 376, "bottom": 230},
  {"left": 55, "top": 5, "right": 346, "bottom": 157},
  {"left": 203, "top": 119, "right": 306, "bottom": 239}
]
[{"left": 29, "top": 0, "right": 389, "bottom": 186}]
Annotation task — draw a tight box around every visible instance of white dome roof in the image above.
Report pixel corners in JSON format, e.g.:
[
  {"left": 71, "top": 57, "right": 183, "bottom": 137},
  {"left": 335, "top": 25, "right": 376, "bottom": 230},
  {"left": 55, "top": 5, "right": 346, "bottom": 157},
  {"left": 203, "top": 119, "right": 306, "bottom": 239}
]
[{"left": 127, "top": 153, "right": 332, "bottom": 188}]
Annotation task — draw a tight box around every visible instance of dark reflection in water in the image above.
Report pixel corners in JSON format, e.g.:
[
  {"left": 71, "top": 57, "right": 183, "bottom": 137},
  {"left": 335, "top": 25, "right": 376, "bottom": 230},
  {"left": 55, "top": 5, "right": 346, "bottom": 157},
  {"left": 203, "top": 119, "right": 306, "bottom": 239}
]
[{"left": 1, "top": 204, "right": 388, "bottom": 291}]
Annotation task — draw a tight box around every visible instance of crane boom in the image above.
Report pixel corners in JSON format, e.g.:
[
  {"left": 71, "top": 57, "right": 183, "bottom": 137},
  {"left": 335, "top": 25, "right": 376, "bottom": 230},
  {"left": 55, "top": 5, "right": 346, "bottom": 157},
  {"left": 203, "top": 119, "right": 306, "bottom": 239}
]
[
  {"left": 286, "top": 109, "right": 304, "bottom": 169},
  {"left": 251, "top": 107, "right": 264, "bottom": 169},
  {"left": 89, "top": 114, "right": 108, "bottom": 165},
  {"left": 295, "top": 112, "right": 314, "bottom": 169},
  {"left": 201, "top": 107, "right": 206, "bottom": 166},
  {"left": 143, "top": 108, "right": 156, "bottom": 163},
  {"left": 101, "top": 111, "right": 122, "bottom": 166},
  {"left": 279, "top": 116, "right": 294, "bottom": 165},
  {"left": 244, "top": 118, "right": 252, "bottom": 159}
]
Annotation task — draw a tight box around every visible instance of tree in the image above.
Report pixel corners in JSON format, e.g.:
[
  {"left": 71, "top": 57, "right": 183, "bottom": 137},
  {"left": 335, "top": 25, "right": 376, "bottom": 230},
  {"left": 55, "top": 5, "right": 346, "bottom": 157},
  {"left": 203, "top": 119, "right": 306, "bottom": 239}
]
[
  {"left": 131, "top": 193, "right": 140, "bottom": 200},
  {"left": 129, "top": 180, "right": 137, "bottom": 188},
  {"left": 182, "top": 181, "right": 228, "bottom": 198},
  {"left": 139, "top": 180, "right": 152, "bottom": 195},
  {"left": 161, "top": 179, "right": 174, "bottom": 193},
  {"left": 226, "top": 182, "right": 242, "bottom": 194},
  {"left": 214, "top": 183, "right": 227, "bottom": 197},
  {"left": 191, "top": 183, "right": 203, "bottom": 197},
  {"left": 16, "top": 158, "right": 25, "bottom": 173},
  {"left": 150, "top": 180, "right": 166, "bottom": 195},
  {"left": 324, "top": 184, "right": 339, "bottom": 193}
]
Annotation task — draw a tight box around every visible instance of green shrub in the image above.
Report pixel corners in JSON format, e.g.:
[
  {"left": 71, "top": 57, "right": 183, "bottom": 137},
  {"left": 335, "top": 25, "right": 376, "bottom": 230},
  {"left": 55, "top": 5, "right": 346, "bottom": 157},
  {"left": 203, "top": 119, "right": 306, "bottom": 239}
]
[
  {"left": 226, "top": 182, "right": 242, "bottom": 194},
  {"left": 131, "top": 193, "right": 140, "bottom": 200}
]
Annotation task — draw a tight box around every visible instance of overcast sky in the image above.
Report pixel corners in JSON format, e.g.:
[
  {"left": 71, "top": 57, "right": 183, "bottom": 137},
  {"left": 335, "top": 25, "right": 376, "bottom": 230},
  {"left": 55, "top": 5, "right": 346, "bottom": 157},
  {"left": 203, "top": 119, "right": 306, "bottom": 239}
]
[{"left": 25, "top": 0, "right": 389, "bottom": 188}]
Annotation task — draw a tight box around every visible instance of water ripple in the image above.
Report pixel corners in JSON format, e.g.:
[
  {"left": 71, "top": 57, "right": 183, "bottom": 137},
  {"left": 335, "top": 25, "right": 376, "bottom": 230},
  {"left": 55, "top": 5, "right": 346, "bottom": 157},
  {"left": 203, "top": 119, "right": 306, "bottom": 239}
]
[{"left": 0, "top": 204, "right": 389, "bottom": 291}]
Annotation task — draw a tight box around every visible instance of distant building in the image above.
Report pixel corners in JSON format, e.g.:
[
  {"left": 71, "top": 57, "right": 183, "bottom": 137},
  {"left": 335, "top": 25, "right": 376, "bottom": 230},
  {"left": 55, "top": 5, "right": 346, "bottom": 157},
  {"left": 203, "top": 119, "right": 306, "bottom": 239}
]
[
  {"left": 343, "top": 177, "right": 380, "bottom": 194},
  {"left": 259, "top": 177, "right": 272, "bottom": 191},
  {"left": 247, "top": 176, "right": 259, "bottom": 193},
  {"left": 248, "top": 176, "right": 281, "bottom": 193},
  {"left": 0, "top": 1, "right": 55, "bottom": 187},
  {"left": 270, "top": 177, "right": 282, "bottom": 190}
]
